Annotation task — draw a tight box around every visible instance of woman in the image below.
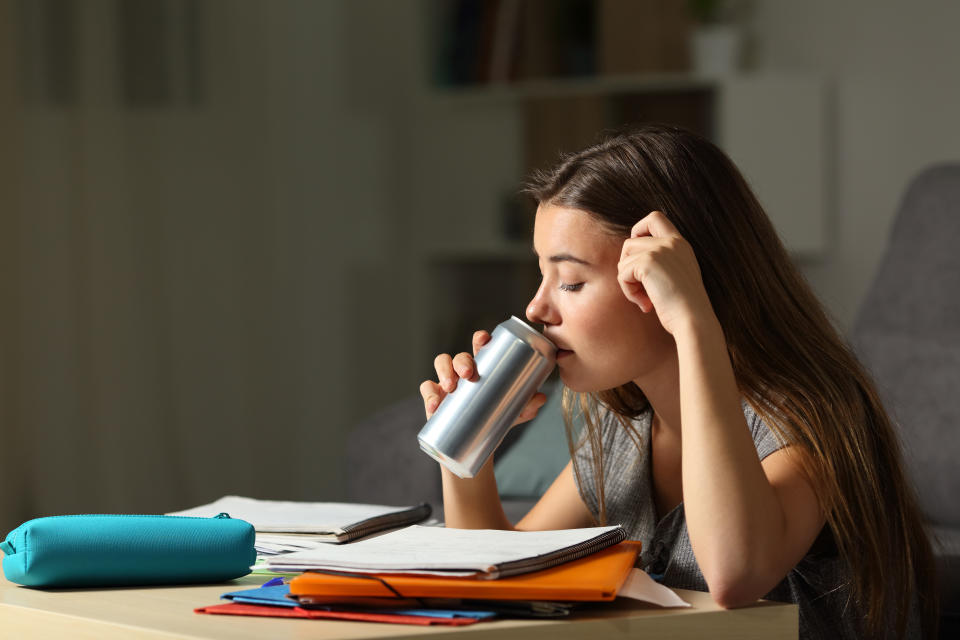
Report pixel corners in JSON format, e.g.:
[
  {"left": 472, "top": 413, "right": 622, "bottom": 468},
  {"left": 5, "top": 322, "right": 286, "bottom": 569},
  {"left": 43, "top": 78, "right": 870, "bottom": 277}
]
[{"left": 419, "top": 125, "right": 936, "bottom": 639}]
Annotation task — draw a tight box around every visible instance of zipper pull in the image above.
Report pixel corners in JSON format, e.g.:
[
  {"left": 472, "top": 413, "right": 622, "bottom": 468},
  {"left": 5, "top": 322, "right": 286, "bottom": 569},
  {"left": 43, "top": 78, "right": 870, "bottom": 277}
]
[{"left": 215, "top": 512, "right": 231, "bottom": 519}]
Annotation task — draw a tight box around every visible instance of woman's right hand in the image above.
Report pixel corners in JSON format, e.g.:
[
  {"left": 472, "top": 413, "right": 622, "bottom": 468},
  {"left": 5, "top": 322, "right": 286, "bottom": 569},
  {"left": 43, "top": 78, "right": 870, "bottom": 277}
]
[{"left": 419, "top": 329, "right": 548, "bottom": 422}]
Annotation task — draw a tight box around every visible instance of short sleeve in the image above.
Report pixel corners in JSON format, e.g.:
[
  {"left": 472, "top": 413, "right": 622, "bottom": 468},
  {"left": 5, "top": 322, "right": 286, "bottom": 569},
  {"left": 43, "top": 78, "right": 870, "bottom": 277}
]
[{"left": 743, "top": 400, "right": 788, "bottom": 461}]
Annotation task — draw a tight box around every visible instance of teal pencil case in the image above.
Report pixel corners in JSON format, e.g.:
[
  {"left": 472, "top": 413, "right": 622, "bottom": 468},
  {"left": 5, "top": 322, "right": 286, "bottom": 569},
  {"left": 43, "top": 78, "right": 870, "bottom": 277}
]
[{"left": 1, "top": 513, "right": 255, "bottom": 588}]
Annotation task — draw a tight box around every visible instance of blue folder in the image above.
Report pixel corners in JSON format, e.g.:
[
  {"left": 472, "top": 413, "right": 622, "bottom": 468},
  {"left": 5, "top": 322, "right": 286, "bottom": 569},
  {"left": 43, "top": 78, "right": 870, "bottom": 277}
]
[{"left": 221, "top": 581, "right": 498, "bottom": 619}]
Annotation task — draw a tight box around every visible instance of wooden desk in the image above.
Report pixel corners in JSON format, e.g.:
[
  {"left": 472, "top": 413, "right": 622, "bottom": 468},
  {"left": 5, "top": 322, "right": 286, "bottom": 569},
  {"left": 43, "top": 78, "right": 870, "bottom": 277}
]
[{"left": 1, "top": 573, "right": 797, "bottom": 639}]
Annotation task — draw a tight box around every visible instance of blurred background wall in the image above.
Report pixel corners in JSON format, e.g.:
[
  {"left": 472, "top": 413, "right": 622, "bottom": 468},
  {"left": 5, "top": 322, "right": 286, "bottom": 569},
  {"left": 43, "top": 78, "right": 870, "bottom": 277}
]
[{"left": 1, "top": 0, "right": 959, "bottom": 534}]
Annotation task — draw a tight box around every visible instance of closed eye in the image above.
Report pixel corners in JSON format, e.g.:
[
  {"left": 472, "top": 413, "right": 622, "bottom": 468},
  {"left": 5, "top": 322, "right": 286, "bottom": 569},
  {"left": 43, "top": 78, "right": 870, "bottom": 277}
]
[{"left": 559, "top": 282, "right": 584, "bottom": 292}]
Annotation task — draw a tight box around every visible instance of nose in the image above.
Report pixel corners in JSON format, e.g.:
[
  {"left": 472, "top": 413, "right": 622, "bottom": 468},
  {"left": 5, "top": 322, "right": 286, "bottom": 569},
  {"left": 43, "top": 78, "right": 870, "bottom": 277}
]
[{"left": 526, "top": 282, "right": 560, "bottom": 327}]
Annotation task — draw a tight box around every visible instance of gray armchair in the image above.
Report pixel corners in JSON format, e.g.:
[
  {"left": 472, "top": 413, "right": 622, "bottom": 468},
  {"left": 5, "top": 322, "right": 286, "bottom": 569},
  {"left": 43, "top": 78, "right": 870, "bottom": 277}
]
[
  {"left": 343, "top": 394, "right": 441, "bottom": 509},
  {"left": 851, "top": 163, "right": 960, "bottom": 636}
]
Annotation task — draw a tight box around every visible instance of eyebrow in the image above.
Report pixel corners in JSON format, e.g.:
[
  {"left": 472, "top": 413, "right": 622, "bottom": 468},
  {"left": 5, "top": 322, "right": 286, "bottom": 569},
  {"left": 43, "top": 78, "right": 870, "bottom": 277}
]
[
  {"left": 530, "top": 246, "right": 594, "bottom": 266},
  {"left": 548, "top": 253, "right": 591, "bottom": 266}
]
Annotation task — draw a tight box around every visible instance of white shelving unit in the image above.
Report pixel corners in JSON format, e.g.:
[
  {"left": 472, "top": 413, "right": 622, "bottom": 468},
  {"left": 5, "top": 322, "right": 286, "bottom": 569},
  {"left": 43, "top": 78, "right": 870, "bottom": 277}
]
[
  {"left": 406, "top": 71, "right": 830, "bottom": 360},
  {"left": 415, "top": 71, "right": 829, "bottom": 257},
  {"left": 423, "top": 71, "right": 716, "bottom": 106}
]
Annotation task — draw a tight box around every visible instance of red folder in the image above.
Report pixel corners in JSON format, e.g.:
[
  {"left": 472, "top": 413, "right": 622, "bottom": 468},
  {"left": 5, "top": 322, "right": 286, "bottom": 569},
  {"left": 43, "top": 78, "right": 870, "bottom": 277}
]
[
  {"left": 195, "top": 602, "right": 480, "bottom": 626},
  {"left": 289, "top": 541, "right": 641, "bottom": 602}
]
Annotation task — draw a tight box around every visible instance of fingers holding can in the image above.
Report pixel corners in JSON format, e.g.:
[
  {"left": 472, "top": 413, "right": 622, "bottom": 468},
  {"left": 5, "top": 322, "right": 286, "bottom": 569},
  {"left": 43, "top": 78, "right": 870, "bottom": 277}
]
[
  {"left": 419, "top": 379, "right": 444, "bottom": 419},
  {"left": 472, "top": 330, "right": 491, "bottom": 356},
  {"left": 433, "top": 353, "right": 458, "bottom": 393},
  {"left": 452, "top": 352, "right": 478, "bottom": 381},
  {"left": 422, "top": 329, "right": 492, "bottom": 420},
  {"left": 513, "top": 391, "right": 548, "bottom": 426}
]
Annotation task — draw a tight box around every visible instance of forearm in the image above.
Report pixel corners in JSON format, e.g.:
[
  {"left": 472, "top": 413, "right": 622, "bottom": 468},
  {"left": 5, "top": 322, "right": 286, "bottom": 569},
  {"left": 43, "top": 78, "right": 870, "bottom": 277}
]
[
  {"left": 440, "top": 458, "right": 515, "bottom": 530},
  {"left": 675, "top": 317, "right": 787, "bottom": 603}
]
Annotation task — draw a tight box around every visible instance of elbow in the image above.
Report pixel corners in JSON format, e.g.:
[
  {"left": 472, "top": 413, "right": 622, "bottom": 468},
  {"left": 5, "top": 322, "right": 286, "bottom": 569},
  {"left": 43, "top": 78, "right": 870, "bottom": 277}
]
[
  {"left": 709, "top": 583, "right": 757, "bottom": 609},
  {"left": 705, "top": 571, "right": 766, "bottom": 609},
  {"left": 697, "top": 541, "right": 783, "bottom": 608}
]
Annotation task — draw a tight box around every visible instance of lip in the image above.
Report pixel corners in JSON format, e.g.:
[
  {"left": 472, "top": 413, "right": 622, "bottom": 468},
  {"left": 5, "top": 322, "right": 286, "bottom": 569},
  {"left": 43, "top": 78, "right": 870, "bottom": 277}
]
[{"left": 545, "top": 334, "right": 572, "bottom": 357}]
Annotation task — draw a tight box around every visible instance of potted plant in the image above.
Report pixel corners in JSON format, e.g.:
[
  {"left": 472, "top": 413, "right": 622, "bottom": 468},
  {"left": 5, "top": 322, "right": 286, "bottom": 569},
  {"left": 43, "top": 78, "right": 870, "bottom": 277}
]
[{"left": 688, "top": 0, "right": 749, "bottom": 76}]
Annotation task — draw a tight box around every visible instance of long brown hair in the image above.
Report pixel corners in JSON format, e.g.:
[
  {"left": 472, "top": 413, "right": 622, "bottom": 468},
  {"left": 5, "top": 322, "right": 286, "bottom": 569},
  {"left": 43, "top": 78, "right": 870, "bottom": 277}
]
[{"left": 524, "top": 125, "right": 937, "bottom": 639}]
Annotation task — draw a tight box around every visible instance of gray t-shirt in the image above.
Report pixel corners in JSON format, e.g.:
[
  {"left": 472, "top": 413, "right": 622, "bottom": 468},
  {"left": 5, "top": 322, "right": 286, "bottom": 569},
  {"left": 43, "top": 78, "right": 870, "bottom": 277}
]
[{"left": 573, "top": 401, "right": 911, "bottom": 640}]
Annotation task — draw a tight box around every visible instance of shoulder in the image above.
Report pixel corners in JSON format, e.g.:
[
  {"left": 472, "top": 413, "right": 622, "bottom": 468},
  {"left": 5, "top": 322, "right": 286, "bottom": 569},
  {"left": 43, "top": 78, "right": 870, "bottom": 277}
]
[
  {"left": 576, "top": 403, "right": 645, "bottom": 445},
  {"left": 573, "top": 404, "right": 649, "bottom": 481}
]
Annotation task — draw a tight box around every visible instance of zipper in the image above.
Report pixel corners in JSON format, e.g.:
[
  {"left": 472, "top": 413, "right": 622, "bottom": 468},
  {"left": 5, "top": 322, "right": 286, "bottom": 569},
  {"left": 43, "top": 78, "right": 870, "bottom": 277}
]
[
  {"left": 16, "top": 513, "right": 233, "bottom": 526},
  {"left": 3, "top": 513, "right": 235, "bottom": 554}
]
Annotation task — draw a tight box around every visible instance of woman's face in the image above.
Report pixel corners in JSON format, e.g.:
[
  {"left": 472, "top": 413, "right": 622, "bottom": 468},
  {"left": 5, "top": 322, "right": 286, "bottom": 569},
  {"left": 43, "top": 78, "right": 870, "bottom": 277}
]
[{"left": 526, "top": 204, "right": 676, "bottom": 392}]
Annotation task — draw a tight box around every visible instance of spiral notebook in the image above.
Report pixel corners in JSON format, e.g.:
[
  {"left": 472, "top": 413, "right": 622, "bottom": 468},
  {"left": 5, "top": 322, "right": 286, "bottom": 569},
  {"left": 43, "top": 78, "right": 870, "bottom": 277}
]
[
  {"left": 266, "top": 524, "right": 626, "bottom": 578},
  {"left": 167, "top": 496, "right": 432, "bottom": 544}
]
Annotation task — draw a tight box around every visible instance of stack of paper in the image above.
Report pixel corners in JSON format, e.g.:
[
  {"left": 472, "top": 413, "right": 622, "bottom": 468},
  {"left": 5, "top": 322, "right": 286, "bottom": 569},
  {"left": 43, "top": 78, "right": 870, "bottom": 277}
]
[
  {"left": 168, "top": 496, "right": 432, "bottom": 554},
  {"left": 194, "top": 524, "right": 691, "bottom": 625}
]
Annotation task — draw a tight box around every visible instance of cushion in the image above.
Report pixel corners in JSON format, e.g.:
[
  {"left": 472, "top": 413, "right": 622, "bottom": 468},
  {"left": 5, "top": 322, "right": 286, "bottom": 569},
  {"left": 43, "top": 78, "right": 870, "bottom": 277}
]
[
  {"left": 853, "top": 164, "right": 960, "bottom": 339},
  {"left": 854, "top": 331, "right": 960, "bottom": 527},
  {"left": 494, "top": 381, "right": 580, "bottom": 500}
]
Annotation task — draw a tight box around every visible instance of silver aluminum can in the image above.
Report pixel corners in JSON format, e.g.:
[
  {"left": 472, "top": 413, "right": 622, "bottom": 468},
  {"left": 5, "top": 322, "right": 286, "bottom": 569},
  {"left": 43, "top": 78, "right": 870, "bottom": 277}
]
[{"left": 417, "top": 316, "right": 556, "bottom": 478}]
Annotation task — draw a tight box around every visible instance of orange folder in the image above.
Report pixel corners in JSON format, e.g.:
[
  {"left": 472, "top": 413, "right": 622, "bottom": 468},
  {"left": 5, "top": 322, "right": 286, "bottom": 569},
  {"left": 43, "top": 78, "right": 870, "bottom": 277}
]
[{"left": 289, "top": 540, "right": 641, "bottom": 602}]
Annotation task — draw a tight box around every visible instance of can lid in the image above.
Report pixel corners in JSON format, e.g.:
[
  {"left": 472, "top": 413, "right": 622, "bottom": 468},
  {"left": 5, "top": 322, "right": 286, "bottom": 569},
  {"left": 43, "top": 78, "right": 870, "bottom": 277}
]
[{"left": 502, "top": 316, "right": 556, "bottom": 359}]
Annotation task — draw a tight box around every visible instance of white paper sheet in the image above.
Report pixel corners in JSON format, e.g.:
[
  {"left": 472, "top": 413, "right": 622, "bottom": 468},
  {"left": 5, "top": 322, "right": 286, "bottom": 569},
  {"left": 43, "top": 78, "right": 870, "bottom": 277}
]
[
  {"left": 617, "top": 568, "right": 691, "bottom": 607},
  {"left": 167, "top": 495, "right": 420, "bottom": 534},
  {"left": 265, "top": 524, "right": 622, "bottom": 575},
  {"left": 253, "top": 533, "right": 333, "bottom": 555}
]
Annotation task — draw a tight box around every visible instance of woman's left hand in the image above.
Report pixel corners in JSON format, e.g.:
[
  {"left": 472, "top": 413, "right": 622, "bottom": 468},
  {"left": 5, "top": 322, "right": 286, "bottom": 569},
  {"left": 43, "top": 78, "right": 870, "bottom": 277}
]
[{"left": 617, "top": 211, "right": 717, "bottom": 337}]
